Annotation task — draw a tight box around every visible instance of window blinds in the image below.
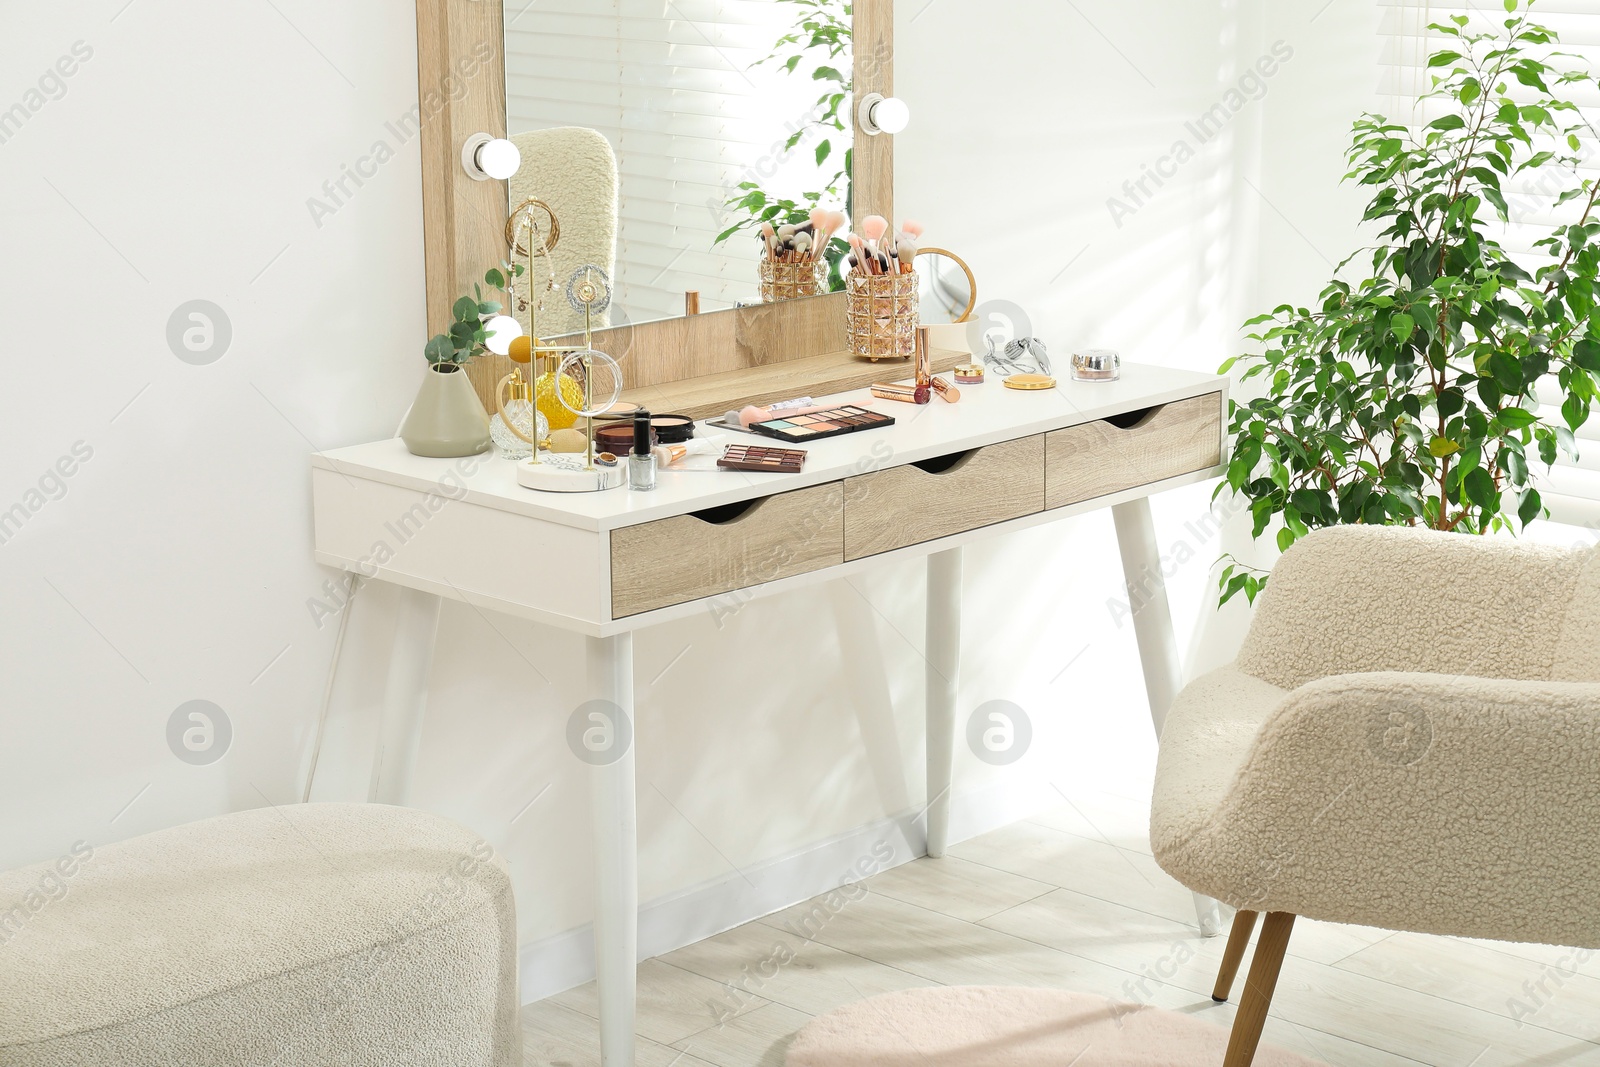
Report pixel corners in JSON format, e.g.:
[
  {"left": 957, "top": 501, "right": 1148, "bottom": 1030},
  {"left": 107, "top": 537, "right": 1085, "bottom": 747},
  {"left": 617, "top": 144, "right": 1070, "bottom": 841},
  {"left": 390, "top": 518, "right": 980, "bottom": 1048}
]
[
  {"left": 506, "top": 0, "right": 840, "bottom": 325},
  {"left": 1376, "top": 0, "right": 1600, "bottom": 526}
]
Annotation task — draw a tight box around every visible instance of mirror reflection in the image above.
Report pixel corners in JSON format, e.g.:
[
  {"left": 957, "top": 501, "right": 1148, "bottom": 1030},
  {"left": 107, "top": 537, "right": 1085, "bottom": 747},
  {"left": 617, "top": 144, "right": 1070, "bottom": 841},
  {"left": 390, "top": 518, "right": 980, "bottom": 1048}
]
[{"left": 504, "top": 0, "right": 855, "bottom": 330}]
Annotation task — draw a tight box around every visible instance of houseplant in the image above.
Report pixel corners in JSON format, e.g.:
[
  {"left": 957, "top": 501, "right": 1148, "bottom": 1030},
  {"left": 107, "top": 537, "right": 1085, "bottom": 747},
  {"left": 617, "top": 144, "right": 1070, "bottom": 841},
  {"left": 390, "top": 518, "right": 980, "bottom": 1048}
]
[
  {"left": 399, "top": 267, "right": 521, "bottom": 458},
  {"left": 1219, "top": 0, "right": 1600, "bottom": 605}
]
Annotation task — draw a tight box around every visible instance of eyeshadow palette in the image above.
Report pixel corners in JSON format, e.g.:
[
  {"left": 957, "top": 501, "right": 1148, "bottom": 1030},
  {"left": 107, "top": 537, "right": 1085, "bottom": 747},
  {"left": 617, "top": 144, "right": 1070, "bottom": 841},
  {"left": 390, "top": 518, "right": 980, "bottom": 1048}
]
[
  {"left": 717, "top": 445, "right": 808, "bottom": 474},
  {"left": 747, "top": 404, "right": 895, "bottom": 443}
]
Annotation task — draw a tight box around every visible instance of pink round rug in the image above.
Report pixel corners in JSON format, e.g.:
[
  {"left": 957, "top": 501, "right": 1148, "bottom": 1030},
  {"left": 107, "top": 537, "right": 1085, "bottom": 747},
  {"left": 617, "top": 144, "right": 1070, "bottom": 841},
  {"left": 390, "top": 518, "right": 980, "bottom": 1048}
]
[{"left": 786, "top": 986, "right": 1324, "bottom": 1066}]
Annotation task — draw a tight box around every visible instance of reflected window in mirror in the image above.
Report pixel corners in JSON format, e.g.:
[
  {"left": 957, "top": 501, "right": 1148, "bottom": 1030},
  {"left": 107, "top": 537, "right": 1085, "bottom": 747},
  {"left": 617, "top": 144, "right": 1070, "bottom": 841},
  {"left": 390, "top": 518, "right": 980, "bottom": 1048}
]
[{"left": 505, "top": 0, "right": 854, "bottom": 328}]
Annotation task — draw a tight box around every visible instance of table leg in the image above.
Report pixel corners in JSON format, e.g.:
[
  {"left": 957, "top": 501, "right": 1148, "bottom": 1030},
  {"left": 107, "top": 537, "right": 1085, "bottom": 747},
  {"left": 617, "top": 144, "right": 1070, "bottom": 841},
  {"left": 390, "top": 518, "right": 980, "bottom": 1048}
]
[
  {"left": 1110, "top": 498, "right": 1224, "bottom": 937},
  {"left": 588, "top": 633, "right": 638, "bottom": 1067},
  {"left": 368, "top": 588, "right": 442, "bottom": 805},
  {"left": 925, "top": 547, "right": 962, "bottom": 858}
]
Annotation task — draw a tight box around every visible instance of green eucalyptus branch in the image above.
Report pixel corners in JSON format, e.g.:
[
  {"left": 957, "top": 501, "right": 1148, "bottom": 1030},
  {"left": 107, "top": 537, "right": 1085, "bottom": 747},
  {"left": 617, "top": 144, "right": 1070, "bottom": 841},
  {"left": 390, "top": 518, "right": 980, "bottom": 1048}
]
[{"left": 423, "top": 263, "right": 525, "bottom": 367}]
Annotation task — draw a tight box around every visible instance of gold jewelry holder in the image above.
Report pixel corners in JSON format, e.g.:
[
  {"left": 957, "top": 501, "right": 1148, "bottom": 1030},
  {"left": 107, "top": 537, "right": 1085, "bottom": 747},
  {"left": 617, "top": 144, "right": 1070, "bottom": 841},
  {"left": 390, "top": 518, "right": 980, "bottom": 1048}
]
[{"left": 502, "top": 197, "right": 595, "bottom": 470}]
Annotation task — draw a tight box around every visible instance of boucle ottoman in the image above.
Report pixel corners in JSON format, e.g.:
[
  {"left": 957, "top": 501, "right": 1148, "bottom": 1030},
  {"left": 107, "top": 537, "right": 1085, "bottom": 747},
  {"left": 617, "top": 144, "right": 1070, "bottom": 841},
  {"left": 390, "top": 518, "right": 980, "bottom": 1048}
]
[{"left": 0, "top": 803, "right": 519, "bottom": 1066}]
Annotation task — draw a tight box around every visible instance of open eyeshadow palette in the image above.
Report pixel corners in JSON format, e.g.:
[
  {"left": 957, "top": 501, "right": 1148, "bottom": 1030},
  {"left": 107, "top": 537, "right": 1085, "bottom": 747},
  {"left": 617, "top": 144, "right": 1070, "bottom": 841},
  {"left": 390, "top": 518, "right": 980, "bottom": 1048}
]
[
  {"left": 717, "top": 445, "right": 808, "bottom": 473},
  {"left": 747, "top": 405, "right": 895, "bottom": 443}
]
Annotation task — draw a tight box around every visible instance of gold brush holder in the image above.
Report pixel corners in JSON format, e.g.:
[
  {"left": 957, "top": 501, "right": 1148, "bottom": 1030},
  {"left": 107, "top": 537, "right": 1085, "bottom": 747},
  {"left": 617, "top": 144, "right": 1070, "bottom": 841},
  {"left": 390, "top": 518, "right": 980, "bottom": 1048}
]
[
  {"left": 846, "top": 269, "right": 919, "bottom": 362},
  {"left": 759, "top": 258, "right": 828, "bottom": 303}
]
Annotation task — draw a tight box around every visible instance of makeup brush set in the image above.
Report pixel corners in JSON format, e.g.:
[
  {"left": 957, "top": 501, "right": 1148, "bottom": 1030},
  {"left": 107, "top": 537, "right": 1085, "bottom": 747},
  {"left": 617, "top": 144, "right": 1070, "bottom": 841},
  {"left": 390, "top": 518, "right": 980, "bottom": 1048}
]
[
  {"left": 760, "top": 208, "right": 848, "bottom": 265},
  {"left": 846, "top": 215, "right": 922, "bottom": 276}
]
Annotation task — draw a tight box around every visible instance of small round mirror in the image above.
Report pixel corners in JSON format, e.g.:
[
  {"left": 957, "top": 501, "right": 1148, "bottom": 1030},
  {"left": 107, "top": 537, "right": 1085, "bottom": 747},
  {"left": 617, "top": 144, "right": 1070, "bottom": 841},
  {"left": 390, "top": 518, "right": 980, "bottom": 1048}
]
[{"left": 915, "top": 248, "right": 977, "bottom": 324}]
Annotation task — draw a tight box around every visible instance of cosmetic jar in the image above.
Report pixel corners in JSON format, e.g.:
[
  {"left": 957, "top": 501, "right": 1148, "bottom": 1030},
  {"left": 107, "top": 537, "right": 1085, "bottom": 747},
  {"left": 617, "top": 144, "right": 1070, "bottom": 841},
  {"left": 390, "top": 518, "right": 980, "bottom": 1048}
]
[
  {"left": 954, "top": 364, "right": 985, "bottom": 385},
  {"left": 1071, "top": 349, "right": 1121, "bottom": 382}
]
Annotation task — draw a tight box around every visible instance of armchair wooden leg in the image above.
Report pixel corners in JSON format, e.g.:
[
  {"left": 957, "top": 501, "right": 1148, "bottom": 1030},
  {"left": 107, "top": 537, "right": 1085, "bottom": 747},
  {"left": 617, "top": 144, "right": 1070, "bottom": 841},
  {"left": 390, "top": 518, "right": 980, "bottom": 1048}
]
[
  {"left": 1222, "top": 912, "right": 1295, "bottom": 1067},
  {"left": 1212, "top": 909, "right": 1258, "bottom": 1002}
]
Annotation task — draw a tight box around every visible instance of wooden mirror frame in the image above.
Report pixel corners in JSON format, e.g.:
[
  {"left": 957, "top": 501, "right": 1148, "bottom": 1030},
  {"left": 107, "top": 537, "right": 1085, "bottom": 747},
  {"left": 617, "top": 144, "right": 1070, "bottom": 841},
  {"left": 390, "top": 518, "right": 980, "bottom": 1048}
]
[{"left": 413, "top": 0, "right": 897, "bottom": 410}]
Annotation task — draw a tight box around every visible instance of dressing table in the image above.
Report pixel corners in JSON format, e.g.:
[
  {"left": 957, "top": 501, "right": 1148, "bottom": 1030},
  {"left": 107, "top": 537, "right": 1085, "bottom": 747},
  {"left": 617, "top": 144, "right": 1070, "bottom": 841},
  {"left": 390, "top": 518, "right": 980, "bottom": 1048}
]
[
  {"left": 311, "top": 364, "right": 1227, "bottom": 1066},
  {"left": 330, "top": 2, "right": 1231, "bottom": 1062}
]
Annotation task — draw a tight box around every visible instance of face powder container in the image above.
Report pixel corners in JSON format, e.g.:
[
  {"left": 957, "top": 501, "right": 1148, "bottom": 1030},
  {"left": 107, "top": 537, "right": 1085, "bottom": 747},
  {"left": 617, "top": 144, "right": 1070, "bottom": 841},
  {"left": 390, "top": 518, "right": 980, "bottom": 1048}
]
[
  {"left": 650, "top": 414, "right": 696, "bottom": 444},
  {"left": 1071, "top": 349, "right": 1121, "bottom": 382},
  {"left": 594, "top": 422, "right": 654, "bottom": 455}
]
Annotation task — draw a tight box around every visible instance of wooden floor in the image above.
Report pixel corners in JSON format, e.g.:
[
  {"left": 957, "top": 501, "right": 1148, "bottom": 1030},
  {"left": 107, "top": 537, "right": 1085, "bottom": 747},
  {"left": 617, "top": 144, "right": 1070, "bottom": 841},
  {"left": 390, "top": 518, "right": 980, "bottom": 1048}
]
[{"left": 522, "top": 787, "right": 1600, "bottom": 1066}]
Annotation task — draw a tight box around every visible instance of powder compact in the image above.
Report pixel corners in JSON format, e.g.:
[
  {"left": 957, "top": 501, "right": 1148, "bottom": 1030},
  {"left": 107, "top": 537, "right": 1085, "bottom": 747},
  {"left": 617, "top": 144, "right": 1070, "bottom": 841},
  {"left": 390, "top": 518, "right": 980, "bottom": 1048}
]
[
  {"left": 747, "top": 404, "right": 895, "bottom": 443},
  {"left": 718, "top": 445, "right": 807, "bottom": 473},
  {"left": 592, "top": 413, "right": 695, "bottom": 454},
  {"left": 1002, "top": 373, "right": 1056, "bottom": 391}
]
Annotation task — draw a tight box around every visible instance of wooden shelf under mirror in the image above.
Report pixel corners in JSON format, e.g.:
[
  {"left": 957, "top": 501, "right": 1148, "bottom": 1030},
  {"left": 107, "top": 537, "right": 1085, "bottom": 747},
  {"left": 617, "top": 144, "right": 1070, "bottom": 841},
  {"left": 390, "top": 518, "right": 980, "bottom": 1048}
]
[{"left": 622, "top": 346, "right": 969, "bottom": 422}]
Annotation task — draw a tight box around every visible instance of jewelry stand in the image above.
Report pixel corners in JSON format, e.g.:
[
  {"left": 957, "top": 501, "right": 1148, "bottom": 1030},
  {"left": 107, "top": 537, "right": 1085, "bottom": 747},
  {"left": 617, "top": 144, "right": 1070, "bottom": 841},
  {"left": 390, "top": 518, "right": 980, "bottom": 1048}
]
[{"left": 496, "top": 198, "right": 623, "bottom": 494}]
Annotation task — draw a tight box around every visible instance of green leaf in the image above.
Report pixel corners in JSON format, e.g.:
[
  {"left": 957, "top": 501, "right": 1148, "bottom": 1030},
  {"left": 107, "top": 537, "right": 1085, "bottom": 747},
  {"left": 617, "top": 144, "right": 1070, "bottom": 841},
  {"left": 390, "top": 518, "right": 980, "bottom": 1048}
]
[
  {"left": 1391, "top": 313, "right": 1415, "bottom": 341},
  {"left": 1497, "top": 407, "right": 1538, "bottom": 429},
  {"left": 452, "top": 295, "right": 478, "bottom": 322},
  {"left": 815, "top": 139, "right": 831, "bottom": 165},
  {"left": 1429, "top": 436, "right": 1461, "bottom": 457},
  {"left": 1519, "top": 487, "right": 1544, "bottom": 525}
]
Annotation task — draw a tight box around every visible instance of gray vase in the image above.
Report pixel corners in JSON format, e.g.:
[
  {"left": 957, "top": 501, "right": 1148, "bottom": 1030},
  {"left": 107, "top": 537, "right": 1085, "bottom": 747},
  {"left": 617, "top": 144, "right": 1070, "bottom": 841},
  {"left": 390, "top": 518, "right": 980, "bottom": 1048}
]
[{"left": 399, "top": 363, "right": 492, "bottom": 458}]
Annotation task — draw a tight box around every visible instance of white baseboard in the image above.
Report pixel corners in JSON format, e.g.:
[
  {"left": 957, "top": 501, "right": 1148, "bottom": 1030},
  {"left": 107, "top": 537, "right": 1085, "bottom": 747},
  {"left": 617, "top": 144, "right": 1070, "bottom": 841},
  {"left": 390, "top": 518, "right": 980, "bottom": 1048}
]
[{"left": 517, "top": 776, "right": 1060, "bottom": 1004}]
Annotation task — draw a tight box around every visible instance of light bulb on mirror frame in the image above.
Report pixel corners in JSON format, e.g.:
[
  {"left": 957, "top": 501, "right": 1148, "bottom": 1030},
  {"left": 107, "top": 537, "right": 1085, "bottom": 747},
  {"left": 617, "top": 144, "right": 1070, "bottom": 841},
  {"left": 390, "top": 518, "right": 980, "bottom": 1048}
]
[
  {"left": 858, "top": 93, "right": 911, "bottom": 136},
  {"left": 461, "top": 133, "right": 522, "bottom": 181},
  {"left": 483, "top": 315, "right": 523, "bottom": 356}
]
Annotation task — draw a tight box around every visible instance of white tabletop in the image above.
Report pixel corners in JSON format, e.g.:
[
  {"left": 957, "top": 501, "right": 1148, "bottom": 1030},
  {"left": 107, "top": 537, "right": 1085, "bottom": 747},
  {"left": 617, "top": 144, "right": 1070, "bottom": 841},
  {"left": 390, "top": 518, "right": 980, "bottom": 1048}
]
[{"left": 313, "top": 362, "right": 1225, "bottom": 533}]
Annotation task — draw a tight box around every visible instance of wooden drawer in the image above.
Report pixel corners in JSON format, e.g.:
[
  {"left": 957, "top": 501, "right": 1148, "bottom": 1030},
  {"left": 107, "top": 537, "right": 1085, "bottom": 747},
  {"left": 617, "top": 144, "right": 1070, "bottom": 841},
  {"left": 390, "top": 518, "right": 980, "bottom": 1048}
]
[
  {"left": 1045, "top": 392, "right": 1222, "bottom": 510},
  {"left": 610, "top": 483, "right": 844, "bottom": 618},
  {"left": 843, "top": 436, "right": 1045, "bottom": 560}
]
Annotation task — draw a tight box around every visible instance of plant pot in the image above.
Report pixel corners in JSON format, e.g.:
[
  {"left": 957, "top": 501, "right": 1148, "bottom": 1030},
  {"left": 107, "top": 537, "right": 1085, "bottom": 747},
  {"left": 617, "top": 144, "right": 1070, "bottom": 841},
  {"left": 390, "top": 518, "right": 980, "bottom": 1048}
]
[{"left": 399, "top": 363, "right": 492, "bottom": 458}]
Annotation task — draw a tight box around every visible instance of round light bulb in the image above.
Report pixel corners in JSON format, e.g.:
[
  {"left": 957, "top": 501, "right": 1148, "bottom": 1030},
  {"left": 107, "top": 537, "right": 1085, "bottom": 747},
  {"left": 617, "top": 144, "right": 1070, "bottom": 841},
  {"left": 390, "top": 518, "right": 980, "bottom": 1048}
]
[
  {"left": 476, "top": 138, "right": 521, "bottom": 180},
  {"left": 871, "top": 97, "right": 911, "bottom": 135},
  {"left": 484, "top": 315, "right": 523, "bottom": 356}
]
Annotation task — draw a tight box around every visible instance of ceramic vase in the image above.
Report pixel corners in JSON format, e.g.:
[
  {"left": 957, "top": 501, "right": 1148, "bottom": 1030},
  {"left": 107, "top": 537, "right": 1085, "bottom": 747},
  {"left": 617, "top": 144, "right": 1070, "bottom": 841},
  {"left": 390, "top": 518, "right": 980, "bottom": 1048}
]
[{"left": 399, "top": 363, "right": 492, "bottom": 458}]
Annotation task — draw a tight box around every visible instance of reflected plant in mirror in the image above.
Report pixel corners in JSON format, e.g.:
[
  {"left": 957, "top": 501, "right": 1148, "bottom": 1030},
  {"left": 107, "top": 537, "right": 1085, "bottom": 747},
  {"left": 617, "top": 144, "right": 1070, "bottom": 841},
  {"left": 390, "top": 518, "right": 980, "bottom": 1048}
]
[
  {"left": 715, "top": 0, "right": 856, "bottom": 295},
  {"left": 505, "top": 0, "right": 856, "bottom": 323}
]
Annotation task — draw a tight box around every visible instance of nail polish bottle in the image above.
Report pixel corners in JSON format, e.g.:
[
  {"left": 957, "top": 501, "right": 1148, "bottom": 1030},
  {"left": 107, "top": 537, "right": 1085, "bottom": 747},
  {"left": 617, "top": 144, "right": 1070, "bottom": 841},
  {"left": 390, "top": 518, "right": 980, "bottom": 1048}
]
[{"left": 629, "top": 410, "right": 657, "bottom": 491}]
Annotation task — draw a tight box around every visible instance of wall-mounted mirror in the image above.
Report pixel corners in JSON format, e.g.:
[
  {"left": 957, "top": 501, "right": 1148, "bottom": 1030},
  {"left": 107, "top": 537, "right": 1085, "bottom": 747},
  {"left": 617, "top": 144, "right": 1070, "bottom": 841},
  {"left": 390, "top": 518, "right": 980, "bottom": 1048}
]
[{"left": 503, "top": 1, "right": 857, "bottom": 332}]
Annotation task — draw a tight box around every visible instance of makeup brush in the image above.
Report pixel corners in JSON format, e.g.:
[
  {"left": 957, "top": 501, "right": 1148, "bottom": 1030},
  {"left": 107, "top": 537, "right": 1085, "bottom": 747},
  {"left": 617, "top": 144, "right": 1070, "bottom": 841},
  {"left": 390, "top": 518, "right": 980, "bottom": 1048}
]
[
  {"left": 760, "top": 221, "right": 777, "bottom": 262},
  {"left": 901, "top": 218, "right": 925, "bottom": 239},
  {"left": 897, "top": 237, "right": 919, "bottom": 273},
  {"left": 848, "top": 234, "right": 868, "bottom": 275},
  {"left": 792, "top": 232, "right": 813, "bottom": 260},
  {"left": 861, "top": 215, "right": 889, "bottom": 243}
]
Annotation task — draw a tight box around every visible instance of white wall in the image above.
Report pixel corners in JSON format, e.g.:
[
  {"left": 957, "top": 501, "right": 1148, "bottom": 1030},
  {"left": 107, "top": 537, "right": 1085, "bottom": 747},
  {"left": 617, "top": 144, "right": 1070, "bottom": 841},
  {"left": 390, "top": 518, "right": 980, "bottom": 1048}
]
[{"left": 1, "top": 0, "right": 1383, "bottom": 1000}]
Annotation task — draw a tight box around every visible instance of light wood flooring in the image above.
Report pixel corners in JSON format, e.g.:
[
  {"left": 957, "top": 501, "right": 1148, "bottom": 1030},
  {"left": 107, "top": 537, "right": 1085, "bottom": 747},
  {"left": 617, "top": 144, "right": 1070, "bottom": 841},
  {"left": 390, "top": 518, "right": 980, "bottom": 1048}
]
[{"left": 522, "top": 787, "right": 1600, "bottom": 1066}]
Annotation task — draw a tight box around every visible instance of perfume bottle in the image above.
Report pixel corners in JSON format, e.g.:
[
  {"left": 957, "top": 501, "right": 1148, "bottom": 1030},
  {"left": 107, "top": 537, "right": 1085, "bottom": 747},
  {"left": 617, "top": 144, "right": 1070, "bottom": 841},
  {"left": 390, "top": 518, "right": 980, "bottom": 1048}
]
[
  {"left": 490, "top": 374, "right": 548, "bottom": 460},
  {"left": 629, "top": 410, "right": 656, "bottom": 491}
]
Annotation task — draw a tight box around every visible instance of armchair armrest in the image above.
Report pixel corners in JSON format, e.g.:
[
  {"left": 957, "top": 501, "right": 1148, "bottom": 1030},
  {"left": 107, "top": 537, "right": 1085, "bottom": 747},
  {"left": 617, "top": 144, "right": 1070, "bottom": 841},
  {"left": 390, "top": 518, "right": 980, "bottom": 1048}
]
[
  {"left": 1235, "top": 525, "right": 1581, "bottom": 690},
  {"left": 1159, "top": 670, "right": 1600, "bottom": 947}
]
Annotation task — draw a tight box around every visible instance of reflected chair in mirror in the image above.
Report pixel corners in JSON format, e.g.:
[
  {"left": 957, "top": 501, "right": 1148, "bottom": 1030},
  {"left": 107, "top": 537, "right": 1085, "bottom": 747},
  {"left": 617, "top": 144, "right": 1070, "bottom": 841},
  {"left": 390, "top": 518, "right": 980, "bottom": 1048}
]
[
  {"left": 1150, "top": 524, "right": 1600, "bottom": 1065},
  {"left": 509, "top": 127, "right": 618, "bottom": 336}
]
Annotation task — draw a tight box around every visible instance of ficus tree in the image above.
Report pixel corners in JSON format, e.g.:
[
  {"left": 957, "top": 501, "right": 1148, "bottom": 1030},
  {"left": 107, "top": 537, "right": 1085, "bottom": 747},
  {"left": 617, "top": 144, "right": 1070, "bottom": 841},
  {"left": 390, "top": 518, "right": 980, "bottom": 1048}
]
[{"left": 1219, "top": 0, "right": 1600, "bottom": 605}]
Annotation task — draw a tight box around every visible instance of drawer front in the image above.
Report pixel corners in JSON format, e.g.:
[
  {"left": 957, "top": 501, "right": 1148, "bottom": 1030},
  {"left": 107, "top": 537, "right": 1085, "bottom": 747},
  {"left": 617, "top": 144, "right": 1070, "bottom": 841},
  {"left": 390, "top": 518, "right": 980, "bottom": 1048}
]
[
  {"left": 843, "top": 436, "right": 1045, "bottom": 560},
  {"left": 610, "top": 482, "right": 844, "bottom": 618},
  {"left": 1045, "top": 392, "right": 1222, "bottom": 510}
]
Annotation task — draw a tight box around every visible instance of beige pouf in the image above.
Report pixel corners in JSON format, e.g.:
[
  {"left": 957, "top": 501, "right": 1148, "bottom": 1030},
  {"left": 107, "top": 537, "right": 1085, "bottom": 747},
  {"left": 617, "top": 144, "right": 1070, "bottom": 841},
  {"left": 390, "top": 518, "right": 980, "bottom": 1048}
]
[
  {"left": 0, "top": 803, "right": 520, "bottom": 1067},
  {"left": 786, "top": 986, "right": 1322, "bottom": 1066}
]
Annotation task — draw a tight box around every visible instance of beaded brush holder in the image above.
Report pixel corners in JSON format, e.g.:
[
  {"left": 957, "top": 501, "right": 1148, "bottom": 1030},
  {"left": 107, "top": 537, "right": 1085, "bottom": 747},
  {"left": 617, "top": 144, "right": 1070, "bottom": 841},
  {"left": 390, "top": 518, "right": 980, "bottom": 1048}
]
[
  {"left": 759, "top": 258, "right": 828, "bottom": 303},
  {"left": 846, "top": 269, "right": 919, "bottom": 362}
]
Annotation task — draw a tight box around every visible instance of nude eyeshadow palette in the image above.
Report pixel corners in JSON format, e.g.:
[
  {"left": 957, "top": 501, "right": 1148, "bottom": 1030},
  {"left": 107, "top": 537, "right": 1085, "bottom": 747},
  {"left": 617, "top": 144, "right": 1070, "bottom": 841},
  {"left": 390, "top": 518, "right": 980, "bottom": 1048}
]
[
  {"left": 717, "top": 445, "right": 808, "bottom": 473},
  {"left": 746, "top": 404, "right": 895, "bottom": 443}
]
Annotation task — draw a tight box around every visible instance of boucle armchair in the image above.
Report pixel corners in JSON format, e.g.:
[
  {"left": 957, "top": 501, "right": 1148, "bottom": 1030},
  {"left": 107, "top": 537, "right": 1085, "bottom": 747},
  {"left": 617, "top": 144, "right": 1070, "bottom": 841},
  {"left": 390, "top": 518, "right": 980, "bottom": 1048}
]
[
  {"left": 0, "top": 803, "right": 521, "bottom": 1066},
  {"left": 1151, "top": 524, "right": 1600, "bottom": 1066}
]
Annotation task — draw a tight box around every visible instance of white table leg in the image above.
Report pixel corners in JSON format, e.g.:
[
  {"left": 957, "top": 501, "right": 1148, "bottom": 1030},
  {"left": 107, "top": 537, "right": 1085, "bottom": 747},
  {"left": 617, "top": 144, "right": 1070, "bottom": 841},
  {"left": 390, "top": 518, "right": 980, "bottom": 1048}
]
[
  {"left": 368, "top": 588, "right": 442, "bottom": 805},
  {"left": 925, "top": 547, "right": 962, "bottom": 858},
  {"left": 1110, "top": 497, "right": 1223, "bottom": 937},
  {"left": 588, "top": 633, "right": 638, "bottom": 1067}
]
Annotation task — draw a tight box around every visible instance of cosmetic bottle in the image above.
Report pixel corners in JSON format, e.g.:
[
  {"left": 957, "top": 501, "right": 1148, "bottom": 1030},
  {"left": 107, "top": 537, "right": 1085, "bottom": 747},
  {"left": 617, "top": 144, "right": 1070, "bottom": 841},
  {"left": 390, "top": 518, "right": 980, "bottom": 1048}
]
[{"left": 629, "top": 411, "right": 657, "bottom": 491}]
